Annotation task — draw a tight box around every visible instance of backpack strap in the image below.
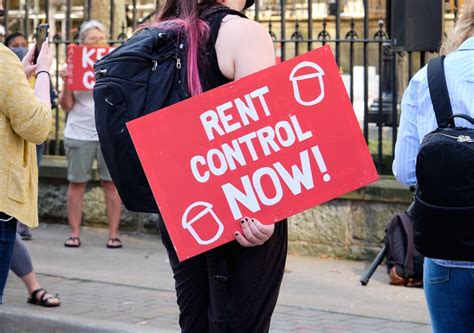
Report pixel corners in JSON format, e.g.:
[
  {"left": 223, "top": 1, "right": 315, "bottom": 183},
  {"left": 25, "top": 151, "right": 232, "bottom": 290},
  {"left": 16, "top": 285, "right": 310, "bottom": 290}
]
[
  {"left": 427, "top": 56, "right": 454, "bottom": 128},
  {"left": 201, "top": 6, "right": 247, "bottom": 46},
  {"left": 198, "top": 6, "right": 247, "bottom": 92},
  {"left": 398, "top": 212, "right": 415, "bottom": 278}
]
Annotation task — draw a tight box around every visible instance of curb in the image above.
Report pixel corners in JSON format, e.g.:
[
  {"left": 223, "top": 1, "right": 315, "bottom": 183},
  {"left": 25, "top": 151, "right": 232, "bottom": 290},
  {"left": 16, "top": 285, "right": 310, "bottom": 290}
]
[{"left": 0, "top": 305, "right": 171, "bottom": 333}]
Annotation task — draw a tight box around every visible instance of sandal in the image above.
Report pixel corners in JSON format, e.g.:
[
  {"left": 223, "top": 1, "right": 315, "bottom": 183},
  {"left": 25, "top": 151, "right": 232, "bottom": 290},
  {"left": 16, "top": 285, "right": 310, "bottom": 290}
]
[
  {"left": 27, "top": 288, "right": 60, "bottom": 307},
  {"left": 64, "top": 236, "right": 81, "bottom": 247},
  {"left": 106, "top": 237, "right": 122, "bottom": 249}
]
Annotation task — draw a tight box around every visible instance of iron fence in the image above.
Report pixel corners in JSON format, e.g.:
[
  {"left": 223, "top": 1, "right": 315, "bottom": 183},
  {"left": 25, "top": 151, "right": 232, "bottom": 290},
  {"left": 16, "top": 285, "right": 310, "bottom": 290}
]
[{"left": 2, "top": 0, "right": 459, "bottom": 174}]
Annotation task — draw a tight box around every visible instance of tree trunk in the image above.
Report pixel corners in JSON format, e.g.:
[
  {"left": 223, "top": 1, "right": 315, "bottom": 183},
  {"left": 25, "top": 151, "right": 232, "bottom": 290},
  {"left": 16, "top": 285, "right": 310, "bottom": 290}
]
[{"left": 90, "top": 0, "right": 126, "bottom": 40}]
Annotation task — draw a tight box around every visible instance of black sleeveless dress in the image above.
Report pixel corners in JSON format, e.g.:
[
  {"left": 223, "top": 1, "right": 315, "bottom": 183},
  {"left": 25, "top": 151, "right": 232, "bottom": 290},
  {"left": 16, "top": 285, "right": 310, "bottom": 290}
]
[{"left": 157, "top": 7, "right": 289, "bottom": 333}]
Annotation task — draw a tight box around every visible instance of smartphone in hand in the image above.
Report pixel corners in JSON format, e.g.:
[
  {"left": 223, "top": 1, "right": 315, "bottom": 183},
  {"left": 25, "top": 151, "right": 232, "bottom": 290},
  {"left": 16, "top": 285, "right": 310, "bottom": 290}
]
[{"left": 34, "top": 23, "right": 49, "bottom": 64}]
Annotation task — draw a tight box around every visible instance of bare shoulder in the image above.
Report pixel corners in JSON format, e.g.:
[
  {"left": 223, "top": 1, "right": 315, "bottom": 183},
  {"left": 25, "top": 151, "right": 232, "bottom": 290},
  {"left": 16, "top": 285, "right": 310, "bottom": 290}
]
[
  {"left": 216, "top": 16, "right": 275, "bottom": 80},
  {"left": 219, "top": 16, "right": 272, "bottom": 45}
]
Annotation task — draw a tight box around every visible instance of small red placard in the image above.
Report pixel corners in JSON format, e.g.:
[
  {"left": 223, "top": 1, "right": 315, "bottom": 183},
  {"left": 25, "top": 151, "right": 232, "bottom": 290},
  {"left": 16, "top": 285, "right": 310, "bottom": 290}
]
[{"left": 66, "top": 45, "right": 113, "bottom": 91}]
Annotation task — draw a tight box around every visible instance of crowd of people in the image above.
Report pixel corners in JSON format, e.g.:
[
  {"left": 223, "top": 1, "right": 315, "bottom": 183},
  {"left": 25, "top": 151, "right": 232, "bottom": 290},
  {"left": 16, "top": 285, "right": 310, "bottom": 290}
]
[{"left": 0, "top": 0, "right": 473, "bottom": 331}]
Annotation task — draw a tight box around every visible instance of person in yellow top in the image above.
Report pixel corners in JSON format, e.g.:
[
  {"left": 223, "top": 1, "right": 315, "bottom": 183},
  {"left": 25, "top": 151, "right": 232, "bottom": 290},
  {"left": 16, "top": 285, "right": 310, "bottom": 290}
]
[
  {"left": 5, "top": 31, "right": 58, "bottom": 241},
  {"left": 0, "top": 1, "right": 53, "bottom": 304}
]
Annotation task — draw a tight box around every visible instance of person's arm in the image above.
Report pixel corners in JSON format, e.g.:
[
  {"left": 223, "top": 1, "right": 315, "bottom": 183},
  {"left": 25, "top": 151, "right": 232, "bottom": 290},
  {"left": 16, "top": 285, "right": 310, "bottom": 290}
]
[
  {"left": 0, "top": 44, "right": 52, "bottom": 144},
  {"left": 22, "top": 42, "right": 52, "bottom": 108},
  {"left": 33, "top": 43, "right": 53, "bottom": 109},
  {"left": 392, "top": 77, "right": 421, "bottom": 186},
  {"left": 216, "top": 17, "right": 277, "bottom": 247},
  {"left": 58, "top": 65, "right": 75, "bottom": 112}
]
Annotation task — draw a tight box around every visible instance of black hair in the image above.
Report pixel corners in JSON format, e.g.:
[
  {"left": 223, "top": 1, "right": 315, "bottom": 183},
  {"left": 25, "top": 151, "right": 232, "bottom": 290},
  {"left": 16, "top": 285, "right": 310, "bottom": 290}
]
[{"left": 4, "top": 32, "right": 27, "bottom": 47}]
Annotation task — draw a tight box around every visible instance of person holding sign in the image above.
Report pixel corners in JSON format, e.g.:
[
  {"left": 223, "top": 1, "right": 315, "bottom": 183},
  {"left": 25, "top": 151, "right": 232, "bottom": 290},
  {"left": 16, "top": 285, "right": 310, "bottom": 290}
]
[
  {"left": 59, "top": 21, "right": 122, "bottom": 249},
  {"left": 151, "top": 1, "right": 288, "bottom": 332}
]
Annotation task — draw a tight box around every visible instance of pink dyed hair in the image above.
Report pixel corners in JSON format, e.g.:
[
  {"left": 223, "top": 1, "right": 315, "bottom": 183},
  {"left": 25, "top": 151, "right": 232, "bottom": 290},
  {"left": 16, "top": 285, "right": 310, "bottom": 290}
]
[{"left": 153, "top": 0, "right": 220, "bottom": 96}]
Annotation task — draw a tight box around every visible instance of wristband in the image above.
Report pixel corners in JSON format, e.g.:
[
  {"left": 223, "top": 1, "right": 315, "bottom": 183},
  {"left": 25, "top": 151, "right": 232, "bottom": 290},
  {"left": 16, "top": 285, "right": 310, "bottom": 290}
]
[{"left": 35, "top": 70, "right": 50, "bottom": 79}]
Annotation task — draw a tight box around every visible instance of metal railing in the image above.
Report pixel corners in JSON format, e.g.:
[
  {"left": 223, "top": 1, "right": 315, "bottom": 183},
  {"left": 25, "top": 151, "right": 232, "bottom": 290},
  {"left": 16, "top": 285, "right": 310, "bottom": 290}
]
[{"left": 2, "top": 0, "right": 459, "bottom": 174}]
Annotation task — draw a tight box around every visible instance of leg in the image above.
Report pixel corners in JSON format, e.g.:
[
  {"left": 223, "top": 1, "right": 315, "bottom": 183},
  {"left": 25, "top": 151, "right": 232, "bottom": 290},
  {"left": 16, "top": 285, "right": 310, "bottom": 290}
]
[
  {"left": 19, "top": 272, "right": 41, "bottom": 295},
  {"left": 207, "top": 219, "right": 288, "bottom": 333},
  {"left": 0, "top": 214, "right": 18, "bottom": 304},
  {"left": 10, "top": 233, "right": 60, "bottom": 306},
  {"left": 64, "top": 138, "right": 95, "bottom": 246},
  {"left": 16, "top": 222, "right": 32, "bottom": 240},
  {"left": 10, "top": 233, "right": 34, "bottom": 281},
  {"left": 96, "top": 143, "right": 122, "bottom": 245},
  {"left": 67, "top": 182, "right": 87, "bottom": 239},
  {"left": 10, "top": 234, "right": 41, "bottom": 295},
  {"left": 423, "top": 258, "right": 474, "bottom": 333},
  {"left": 157, "top": 217, "right": 210, "bottom": 333},
  {"left": 23, "top": 276, "right": 60, "bottom": 307},
  {"left": 101, "top": 180, "right": 121, "bottom": 240}
]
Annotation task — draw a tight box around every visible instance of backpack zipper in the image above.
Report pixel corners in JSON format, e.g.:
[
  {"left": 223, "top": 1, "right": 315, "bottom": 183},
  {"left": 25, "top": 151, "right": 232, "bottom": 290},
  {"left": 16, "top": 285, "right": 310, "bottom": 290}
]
[
  {"left": 425, "top": 132, "right": 474, "bottom": 143},
  {"left": 95, "top": 56, "right": 153, "bottom": 78},
  {"left": 97, "top": 54, "right": 176, "bottom": 76}
]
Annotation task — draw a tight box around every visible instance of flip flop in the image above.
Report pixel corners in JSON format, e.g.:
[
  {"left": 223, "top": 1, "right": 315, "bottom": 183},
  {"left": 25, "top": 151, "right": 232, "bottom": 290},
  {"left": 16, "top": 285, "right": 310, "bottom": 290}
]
[
  {"left": 64, "top": 236, "right": 81, "bottom": 247},
  {"left": 106, "top": 237, "right": 122, "bottom": 249}
]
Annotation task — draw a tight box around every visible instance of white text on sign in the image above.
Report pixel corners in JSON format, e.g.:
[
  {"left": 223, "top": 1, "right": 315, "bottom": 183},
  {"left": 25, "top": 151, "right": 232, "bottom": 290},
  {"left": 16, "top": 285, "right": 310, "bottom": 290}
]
[
  {"left": 81, "top": 47, "right": 110, "bottom": 89},
  {"left": 191, "top": 85, "right": 331, "bottom": 220}
]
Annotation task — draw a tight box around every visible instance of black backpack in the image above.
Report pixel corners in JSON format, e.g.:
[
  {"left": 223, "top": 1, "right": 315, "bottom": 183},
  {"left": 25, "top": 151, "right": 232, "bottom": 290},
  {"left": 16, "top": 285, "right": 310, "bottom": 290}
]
[
  {"left": 385, "top": 204, "right": 424, "bottom": 287},
  {"left": 93, "top": 7, "right": 245, "bottom": 213},
  {"left": 414, "top": 56, "right": 474, "bottom": 261}
]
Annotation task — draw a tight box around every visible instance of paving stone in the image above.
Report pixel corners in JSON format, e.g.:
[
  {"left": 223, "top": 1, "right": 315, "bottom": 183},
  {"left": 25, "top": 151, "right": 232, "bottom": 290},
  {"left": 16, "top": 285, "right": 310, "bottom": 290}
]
[
  {"left": 1, "top": 225, "right": 432, "bottom": 333},
  {"left": 3, "top": 272, "right": 432, "bottom": 333}
]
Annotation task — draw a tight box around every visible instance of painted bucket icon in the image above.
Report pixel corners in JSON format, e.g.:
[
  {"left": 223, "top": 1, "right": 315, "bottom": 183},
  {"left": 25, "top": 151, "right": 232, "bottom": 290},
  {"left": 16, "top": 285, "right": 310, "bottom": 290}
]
[
  {"left": 289, "top": 61, "right": 325, "bottom": 107},
  {"left": 181, "top": 202, "right": 224, "bottom": 245}
]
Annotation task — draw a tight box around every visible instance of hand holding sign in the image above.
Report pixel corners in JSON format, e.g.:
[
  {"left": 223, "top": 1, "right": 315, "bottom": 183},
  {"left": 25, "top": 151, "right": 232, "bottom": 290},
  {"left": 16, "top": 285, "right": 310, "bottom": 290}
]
[
  {"left": 234, "top": 217, "right": 275, "bottom": 247},
  {"left": 59, "top": 64, "right": 69, "bottom": 82}
]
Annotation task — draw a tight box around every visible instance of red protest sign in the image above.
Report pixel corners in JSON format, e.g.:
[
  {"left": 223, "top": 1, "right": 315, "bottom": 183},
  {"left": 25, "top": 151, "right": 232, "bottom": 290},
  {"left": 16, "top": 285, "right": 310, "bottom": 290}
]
[
  {"left": 127, "top": 46, "right": 379, "bottom": 261},
  {"left": 66, "top": 45, "right": 113, "bottom": 91}
]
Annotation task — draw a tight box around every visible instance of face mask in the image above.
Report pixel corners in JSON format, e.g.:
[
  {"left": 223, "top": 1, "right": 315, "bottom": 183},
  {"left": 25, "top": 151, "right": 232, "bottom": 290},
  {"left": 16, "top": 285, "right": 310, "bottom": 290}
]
[
  {"left": 10, "top": 46, "right": 28, "bottom": 61},
  {"left": 244, "top": 0, "right": 255, "bottom": 9}
]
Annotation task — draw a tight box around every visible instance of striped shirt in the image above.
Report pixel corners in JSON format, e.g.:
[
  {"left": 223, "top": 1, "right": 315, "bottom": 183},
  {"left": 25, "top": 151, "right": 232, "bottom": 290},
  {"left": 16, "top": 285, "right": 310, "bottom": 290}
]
[{"left": 393, "top": 37, "right": 474, "bottom": 269}]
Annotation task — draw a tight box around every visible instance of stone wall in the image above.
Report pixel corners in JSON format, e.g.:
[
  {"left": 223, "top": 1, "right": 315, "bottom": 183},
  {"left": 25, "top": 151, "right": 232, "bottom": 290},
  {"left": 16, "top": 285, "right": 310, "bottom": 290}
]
[
  {"left": 38, "top": 179, "right": 159, "bottom": 234},
  {"left": 288, "top": 199, "right": 407, "bottom": 260},
  {"left": 39, "top": 157, "right": 411, "bottom": 260}
]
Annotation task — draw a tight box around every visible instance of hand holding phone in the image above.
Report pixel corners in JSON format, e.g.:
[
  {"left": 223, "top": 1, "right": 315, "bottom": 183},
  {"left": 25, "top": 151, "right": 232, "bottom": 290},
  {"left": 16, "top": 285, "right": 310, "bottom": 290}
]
[{"left": 34, "top": 23, "right": 49, "bottom": 64}]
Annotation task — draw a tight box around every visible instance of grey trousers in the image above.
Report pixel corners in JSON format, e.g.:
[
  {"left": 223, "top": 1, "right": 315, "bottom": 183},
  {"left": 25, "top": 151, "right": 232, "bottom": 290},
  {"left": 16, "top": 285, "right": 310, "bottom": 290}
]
[{"left": 10, "top": 232, "right": 33, "bottom": 278}]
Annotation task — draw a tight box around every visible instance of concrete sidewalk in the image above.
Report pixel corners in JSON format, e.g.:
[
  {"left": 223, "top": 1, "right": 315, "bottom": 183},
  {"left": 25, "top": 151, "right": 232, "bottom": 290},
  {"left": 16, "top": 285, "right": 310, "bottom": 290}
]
[{"left": 1, "top": 224, "right": 431, "bottom": 332}]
